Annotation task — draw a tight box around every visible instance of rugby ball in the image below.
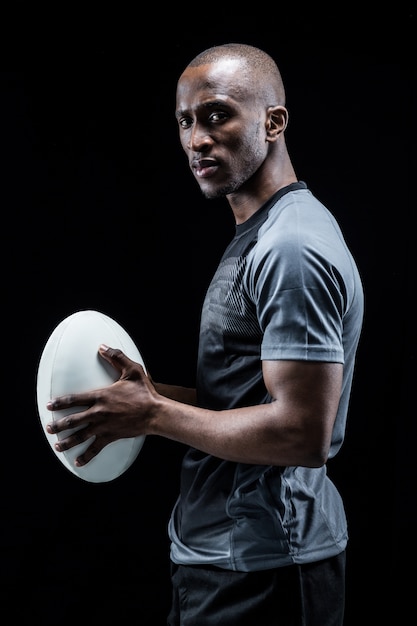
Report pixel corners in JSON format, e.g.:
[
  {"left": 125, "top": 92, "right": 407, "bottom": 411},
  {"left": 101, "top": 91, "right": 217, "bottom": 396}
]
[{"left": 36, "top": 310, "right": 146, "bottom": 483}]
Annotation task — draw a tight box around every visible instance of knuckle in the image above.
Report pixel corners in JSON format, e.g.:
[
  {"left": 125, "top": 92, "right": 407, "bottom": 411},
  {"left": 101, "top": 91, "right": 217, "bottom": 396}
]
[
  {"left": 108, "top": 347, "right": 123, "bottom": 359},
  {"left": 73, "top": 429, "right": 85, "bottom": 443}
]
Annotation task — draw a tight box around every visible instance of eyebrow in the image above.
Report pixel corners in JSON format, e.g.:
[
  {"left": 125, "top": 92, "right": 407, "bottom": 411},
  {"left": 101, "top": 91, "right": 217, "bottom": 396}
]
[{"left": 176, "top": 99, "right": 231, "bottom": 119}]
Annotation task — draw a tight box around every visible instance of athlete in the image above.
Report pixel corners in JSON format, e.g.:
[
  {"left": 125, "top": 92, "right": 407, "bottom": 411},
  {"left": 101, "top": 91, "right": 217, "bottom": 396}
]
[{"left": 46, "top": 43, "right": 364, "bottom": 625}]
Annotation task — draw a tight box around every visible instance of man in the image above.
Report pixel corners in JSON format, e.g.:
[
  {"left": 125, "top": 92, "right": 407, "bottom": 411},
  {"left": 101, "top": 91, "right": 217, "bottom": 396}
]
[{"left": 46, "top": 43, "right": 364, "bottom": 625}]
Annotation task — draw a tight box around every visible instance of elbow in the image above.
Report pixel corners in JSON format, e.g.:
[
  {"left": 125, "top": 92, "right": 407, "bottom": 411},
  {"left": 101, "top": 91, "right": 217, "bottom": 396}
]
[
  {"left": 306, "top": 449, "right": 329, "bottom": 468},
  {"left": 303, "top": 414, "right": 334, "bottom": 467},
  {"left": 299, "top": 427, "right": 332, "bottom": 467},
  {"left": 305, "top": 438, "right": 331, "bottom": 468}
]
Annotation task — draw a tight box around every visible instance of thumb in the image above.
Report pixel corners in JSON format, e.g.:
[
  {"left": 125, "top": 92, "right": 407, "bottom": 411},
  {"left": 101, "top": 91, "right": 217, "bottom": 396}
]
[
  {"left": 98, "top": 344, "right": 147, "bottom": 381},
  {"left": 98, "top": 344, "right": 131, "bottom": 371}
]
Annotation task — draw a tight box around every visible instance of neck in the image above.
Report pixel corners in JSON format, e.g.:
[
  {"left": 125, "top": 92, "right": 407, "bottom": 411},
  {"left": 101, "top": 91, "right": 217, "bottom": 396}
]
[{"left": 228, "top": 150, "right": 297, "bottom": 224}]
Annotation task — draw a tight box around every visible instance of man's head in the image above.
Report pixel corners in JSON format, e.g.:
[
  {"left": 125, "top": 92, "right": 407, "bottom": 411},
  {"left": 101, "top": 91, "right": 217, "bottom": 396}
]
[
  {"left": 175, "top": 43, "right": 290, "bottom": 201},
  {"left": 186, "top": 43, "right": 286, "bottom": 106}
]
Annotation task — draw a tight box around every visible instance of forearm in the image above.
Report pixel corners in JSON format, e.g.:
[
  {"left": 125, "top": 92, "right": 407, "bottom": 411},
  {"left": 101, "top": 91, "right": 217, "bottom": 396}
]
[
  {"left": 148, "top": 361, "right": 341, "bottom": 467},
  {"left": 147, "top": 394, "right": 327, "bottom": 467},
  {"left": 153, "top": 382, "right": 197, "bottom": 406}
]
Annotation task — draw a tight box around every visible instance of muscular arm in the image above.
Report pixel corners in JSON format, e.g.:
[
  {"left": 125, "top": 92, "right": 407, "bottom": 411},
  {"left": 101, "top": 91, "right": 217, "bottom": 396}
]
[
  {"left": 46, "top": 345, "right": 342, "bottom": 469},
  {"left": 150, "top": 359, "right": 342, "bottom": 467}
]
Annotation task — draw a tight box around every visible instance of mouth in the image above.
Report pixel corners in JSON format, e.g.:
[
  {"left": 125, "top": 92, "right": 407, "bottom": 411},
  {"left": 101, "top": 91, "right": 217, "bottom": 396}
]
[{"left": 191, "top": 158, "right": 219, "bottom": 179}]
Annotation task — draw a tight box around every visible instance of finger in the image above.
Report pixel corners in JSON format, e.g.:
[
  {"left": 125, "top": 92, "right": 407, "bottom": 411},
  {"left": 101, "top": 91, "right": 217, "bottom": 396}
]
[
  {"left": 46, "top": 407, "right": 90, "bottom": 435},
  {"left": 98, "top": 344, "right": 131, "bottom": 370},
  {"left": 56, "top": 427, "right": 111, "bottom": 467},
  {"left": 46, "top": 393, "right": 94, "bottom": 412},
  {"left": 53, "top": 424, "right": 93, "bottom": 452},
  {"left": 99, "top": 344, "right": 148, "bottom": 382},
  {"left": 74, "top": 438, "right": 109, "bottom": 466}
]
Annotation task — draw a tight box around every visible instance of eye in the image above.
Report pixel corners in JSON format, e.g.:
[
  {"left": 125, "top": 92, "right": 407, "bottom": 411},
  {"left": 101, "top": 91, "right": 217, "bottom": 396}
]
[
  {"left": 178, "top": 117, "right": 192, "bottom": 129},
  {"left": 209, "top": 111, "right": 228, "bottom": 123}
]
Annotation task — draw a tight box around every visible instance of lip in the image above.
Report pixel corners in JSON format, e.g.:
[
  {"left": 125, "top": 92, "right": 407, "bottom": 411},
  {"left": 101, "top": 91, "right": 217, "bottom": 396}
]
[{"left": 192, "top": 158, "right": 219, "bottom": 178}]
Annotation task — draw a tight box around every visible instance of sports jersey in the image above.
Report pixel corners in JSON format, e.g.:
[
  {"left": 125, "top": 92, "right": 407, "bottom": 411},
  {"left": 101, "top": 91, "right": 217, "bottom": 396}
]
[{"left": 168, "top": 181, "right": 364, "bottom": 571}]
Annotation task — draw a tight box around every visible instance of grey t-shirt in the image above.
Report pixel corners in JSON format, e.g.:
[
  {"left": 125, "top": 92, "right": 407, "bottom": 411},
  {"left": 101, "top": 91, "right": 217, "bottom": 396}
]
[{"left": 169, "top": 182, "right": 364, "bottom": 571}]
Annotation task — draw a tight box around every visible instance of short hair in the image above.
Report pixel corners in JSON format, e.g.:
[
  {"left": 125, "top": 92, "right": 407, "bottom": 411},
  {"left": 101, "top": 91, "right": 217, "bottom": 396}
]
[{"left": 186, "top": 43, "right": 286, "bottom": 105}]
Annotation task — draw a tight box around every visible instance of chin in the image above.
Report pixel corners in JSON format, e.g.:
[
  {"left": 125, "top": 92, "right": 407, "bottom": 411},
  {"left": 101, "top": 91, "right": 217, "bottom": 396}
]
[{"left": 200, "top": 184, "right": 231, "bottom": 200}]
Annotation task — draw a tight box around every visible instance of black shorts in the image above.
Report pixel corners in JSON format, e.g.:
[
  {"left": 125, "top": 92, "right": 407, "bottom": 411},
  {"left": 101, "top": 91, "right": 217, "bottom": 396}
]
[{"left": 167, "top": 551, "right": 345, "bottom": 626}]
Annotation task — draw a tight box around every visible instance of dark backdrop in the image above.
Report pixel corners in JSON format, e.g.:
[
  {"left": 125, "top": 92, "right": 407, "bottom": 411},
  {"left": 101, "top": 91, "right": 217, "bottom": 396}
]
[{"left": 2, "top": 10, "right": 414, "bottom": 625}]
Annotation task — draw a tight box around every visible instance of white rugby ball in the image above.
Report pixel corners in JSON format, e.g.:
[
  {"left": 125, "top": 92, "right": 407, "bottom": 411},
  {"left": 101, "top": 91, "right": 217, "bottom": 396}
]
[{"left": 36, "top": 310, "right": 146, "bottom": 483}]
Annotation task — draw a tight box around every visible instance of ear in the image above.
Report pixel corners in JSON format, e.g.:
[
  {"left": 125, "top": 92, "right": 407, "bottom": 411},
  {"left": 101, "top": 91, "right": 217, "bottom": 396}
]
[{"left": 266, "top": 106, "right": 289, "bottom": 141}]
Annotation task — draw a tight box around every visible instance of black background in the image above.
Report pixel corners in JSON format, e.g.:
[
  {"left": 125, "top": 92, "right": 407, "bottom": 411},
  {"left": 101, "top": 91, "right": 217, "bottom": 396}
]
[{"left": 2, "top": 8, "right": 414, "bottom": 625}]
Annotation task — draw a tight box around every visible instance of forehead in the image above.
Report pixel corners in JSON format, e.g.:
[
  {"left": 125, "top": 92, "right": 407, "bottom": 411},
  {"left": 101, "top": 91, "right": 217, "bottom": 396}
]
[{"left": 176, "top": 59, "right": 253, "bottom": 111}]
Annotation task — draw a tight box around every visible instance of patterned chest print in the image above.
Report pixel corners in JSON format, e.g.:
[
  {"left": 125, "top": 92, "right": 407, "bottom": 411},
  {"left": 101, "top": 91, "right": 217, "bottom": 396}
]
[{"left": 201, "top": 255, "right": 261, "bottom": 340}]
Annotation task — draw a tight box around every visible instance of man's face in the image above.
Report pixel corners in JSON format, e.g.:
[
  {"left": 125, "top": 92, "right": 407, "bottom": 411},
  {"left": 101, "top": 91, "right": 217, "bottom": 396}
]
[{"left": 175, "top": 59, "right": 269, "bottom": 199}]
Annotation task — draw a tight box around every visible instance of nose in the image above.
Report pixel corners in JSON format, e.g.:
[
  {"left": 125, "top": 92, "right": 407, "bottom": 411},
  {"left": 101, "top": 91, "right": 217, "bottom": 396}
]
[{"left": 187, "top": 123, "right": 212, "bottom": 152}]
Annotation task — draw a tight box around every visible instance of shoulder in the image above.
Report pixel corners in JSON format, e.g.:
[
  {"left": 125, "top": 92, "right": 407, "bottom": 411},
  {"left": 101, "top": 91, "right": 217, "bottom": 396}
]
[
  {"left": 253, "top": 189, "right": 333, "bottom": 257},
  {"left": 246, "top": 188, "right": 354, "bottom": 289},
  {"left": 265, "top": 188, "right": 336, "bottom": 234}
]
